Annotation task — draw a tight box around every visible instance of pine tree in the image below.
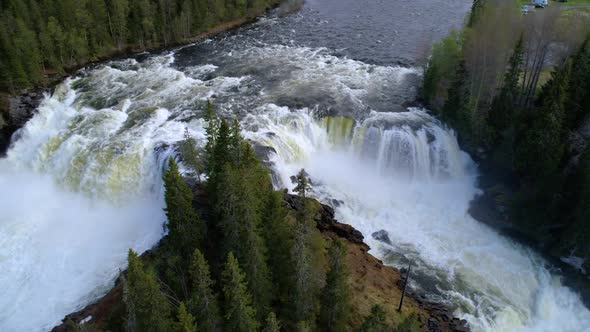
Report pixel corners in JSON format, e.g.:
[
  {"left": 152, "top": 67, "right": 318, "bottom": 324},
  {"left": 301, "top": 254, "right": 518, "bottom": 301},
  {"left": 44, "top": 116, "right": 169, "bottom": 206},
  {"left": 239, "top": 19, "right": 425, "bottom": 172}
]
[
  {"left": 515, "top": 62, "right": 571, "bottom": 177},
  {"left": 176, "top": 302, "right": 198, "bottom": 332},
  {"left": 262, "top": 312, "right": 281, "bottom": 332},
  {"left": 125, "top": 249, "right": 173, "bottom": 332},
  {"left": 188, "top": 249, "right": 222, "bottom": 332},
  {"left": 204, "top": 100, "right": 218, "bottom": 174},
  {"left": 319, "top": 239, "right": 350, "bottom": 331},
  {"left": 215, "top": 164, "right": 272, "bottom": 317},
  {"left": 442, "top": 60, "right": 473, "bottom": 146},
  {"left": 489, "top": 34, "right": 524, "bottom": 142},
  {"left": 566, "top": 38, "right": 590, "bottom": 127},
  {"left": 221, "top": 253, "right": 259, "bottom": 332},
  {"left": 164, "top": 158, "right": 203, "bottom": 258},
  {"left": 262, "top": 190, "right": 294, "bottom": 311},
  {"left": 110, "top": 0, "right": 130, "bottom": 49},
  {"left": 230, "top": 118, "right": 242, "bottom": 165},
  {"left": 179, "top": 128, "right": 202, "bottom": 182},
  {"left": 359, "top": 305, "right": 388, "bottom": 332},
  {"left": 294, "top": 169, "right": 311, "bottom": 199},
  {"left": 290, "top": 219, "right": 325, "bottom": 326},
  {"left": 294, "top": 169, "right": 313, "bottom": 223}
]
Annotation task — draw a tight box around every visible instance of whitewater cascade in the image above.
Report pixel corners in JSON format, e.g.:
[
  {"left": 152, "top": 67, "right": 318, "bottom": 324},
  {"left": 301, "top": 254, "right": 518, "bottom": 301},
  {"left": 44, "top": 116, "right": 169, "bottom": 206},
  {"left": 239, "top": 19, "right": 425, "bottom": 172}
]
[{"left": 1, "top": 43, "right": 589, "bottom": 332}]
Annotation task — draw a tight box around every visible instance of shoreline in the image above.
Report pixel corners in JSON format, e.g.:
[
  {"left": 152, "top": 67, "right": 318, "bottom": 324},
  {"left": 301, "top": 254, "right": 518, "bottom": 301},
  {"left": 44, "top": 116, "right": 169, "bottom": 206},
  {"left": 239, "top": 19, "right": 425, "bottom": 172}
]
[{"left": 0, "top": 0, "right": 305, "bottom": 156}]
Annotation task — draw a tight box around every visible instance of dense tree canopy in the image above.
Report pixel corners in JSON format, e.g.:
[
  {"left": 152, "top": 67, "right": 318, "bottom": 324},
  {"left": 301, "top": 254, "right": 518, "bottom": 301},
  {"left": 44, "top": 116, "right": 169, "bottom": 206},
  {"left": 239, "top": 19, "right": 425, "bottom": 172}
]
[
  {"left": 424, "top": 0, "right": 590, "bottom": 268},
  {"left": 0, "top": 0, "right": 280, "bottom": 91}
]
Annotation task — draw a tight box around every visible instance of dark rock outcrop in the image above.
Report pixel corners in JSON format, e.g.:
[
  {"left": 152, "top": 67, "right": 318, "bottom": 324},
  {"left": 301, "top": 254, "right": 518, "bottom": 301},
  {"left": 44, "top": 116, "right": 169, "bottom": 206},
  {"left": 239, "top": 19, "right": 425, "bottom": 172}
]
[
  {"left": 285, "top": 194, "right": 366, "bottom": 248},
  {"left": 372, "top": 229, "right": 393, "bottom": 246},
  {"left": 1, "top": 89, "right": 47, "bottom": 154}
]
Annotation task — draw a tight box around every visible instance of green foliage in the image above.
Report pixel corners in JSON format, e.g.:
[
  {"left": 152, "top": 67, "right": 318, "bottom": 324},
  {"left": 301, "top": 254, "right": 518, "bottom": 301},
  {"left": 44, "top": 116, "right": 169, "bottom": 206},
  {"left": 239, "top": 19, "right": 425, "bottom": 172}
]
[
  {"left": 221, "top": 252, "right": 260, "bottom": 332},
  {"left": 515, "top": 63, "right": 571, "bottom": 178},
  {"left": 422, "top": 32, "right": 463, "bottom": 110},
  {"left": 188, "top": 249, "right": 222, "bottom": 332},
  {"left": 125, "top": 249, "right": 173, "bottom": 332},
  {"left": 179, "top": 128, "right": 203, "bottom": 182},
  {"left": 566, "top": 38, "right": 590, "bottom": 127},
  {"left": 214, "top": 160, "right": 272, "bottom": 317},
  {"left": 176, "top": 302, "right": 198, "bottom": 332},
  {"left": 204, "top": 100, "right": 218, "bottom": 175},
  {"left": 489, "top": 34, "right": 524, "bottom": 142},
  {"left": 262, "top": 312, "right": 281, "bottom": 332},
  {"left": 262, "top": 190, "right": 295, "bottom": 315},
  {"left": 319, "top": 239, "right": 350, "bottom": 331},
  {"left": 294, "top": 168, "right": 311, "bottom": 199},
  {"left": 290, "top": 215, "right": 326, "bottom": 326},
  {"left": 441, "top": 60, "right": 474, "bottom": 147},
  {"left": 164, "top": 158, "right": 203, "bottom": 258},
  {"left": 359, "top": 305, "right": 388, "bottom": 332},
  {"left": 0, "top": 0, "right": 279, "bottom": 91},
  {"left": 397, "top": 313, "right": 420, "bottom": 332}
]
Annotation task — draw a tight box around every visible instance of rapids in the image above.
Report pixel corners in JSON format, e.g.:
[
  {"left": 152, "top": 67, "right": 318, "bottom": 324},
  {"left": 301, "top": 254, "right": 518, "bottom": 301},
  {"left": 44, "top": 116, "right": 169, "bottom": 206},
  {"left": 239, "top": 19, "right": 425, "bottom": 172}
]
[{"left": 1, "top": 0, "right": 589, "bottom": 331}]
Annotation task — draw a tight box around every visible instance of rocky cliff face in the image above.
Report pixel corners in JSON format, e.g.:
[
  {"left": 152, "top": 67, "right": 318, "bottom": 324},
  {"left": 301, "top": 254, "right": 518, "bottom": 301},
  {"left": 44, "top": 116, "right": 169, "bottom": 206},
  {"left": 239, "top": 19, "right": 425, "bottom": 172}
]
[{"left": 0, "top": 89, "right": 46, "bottom": 155}]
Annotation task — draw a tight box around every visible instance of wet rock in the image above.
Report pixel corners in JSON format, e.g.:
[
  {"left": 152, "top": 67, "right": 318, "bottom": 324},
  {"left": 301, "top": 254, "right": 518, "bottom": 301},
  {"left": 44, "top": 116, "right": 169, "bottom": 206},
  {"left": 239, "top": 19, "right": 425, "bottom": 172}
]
[
  {"left": 1, "top": 89, "right": 47, "bottom": 154},
  {"left": 371, "top": 229, "right": 392, "bottom": 245},
  {"left": 285, "top": 194, "right": 366, "bottom": 248}
]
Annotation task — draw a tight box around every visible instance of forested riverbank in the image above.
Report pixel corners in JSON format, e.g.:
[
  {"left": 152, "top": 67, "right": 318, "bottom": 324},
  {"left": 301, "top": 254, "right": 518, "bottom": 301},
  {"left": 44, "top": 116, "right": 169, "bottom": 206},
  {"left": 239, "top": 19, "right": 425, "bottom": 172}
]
[
  {"left": 0, "top": 0, "right": 288, "bottom": 133},
  {"left": 423, "top": 0, "right": 590, "bottom": 272}
]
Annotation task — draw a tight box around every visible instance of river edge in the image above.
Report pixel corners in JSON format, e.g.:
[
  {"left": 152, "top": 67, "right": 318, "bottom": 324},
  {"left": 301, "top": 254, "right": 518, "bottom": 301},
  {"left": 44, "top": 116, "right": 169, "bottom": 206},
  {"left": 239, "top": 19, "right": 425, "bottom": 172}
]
[
  {"left": 0, "top": 0, "right": 305, "bottom": 156},
  {"left": 50, "top": 188, "right": 469, "bottom": 332}
]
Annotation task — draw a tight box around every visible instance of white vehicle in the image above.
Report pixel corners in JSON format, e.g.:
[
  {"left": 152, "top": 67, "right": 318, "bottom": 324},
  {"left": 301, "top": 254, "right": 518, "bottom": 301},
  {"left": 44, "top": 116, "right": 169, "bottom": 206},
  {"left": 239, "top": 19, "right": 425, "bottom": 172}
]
[{"left": 534, "top": 0, "right": 548, "bottom": 8}]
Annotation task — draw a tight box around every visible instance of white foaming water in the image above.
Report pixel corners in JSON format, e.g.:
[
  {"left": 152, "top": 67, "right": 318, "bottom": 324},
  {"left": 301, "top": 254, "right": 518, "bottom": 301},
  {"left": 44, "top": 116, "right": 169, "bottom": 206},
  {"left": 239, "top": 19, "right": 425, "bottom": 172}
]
[
  {"left": 242, "top": 105, "right": 590, "bottom": 332},
  {"left": 1, "top": 44, "right": 589, "bottom": 332}
]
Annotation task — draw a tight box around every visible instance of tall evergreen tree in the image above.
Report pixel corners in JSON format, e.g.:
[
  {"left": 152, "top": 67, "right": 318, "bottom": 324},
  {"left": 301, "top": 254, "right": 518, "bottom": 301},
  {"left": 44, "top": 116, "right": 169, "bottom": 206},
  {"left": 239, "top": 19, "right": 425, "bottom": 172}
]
[
  {"left": 125, "top": 249, "right": 173, "bottom": 332},
  {"left": 221, "top": 253, "right": 259, "bottom": 332},
  {"left": 262, "top": 312, "right": 281, "bottom": 332},
  {"left": 319, "top": 239, "right": 350, "bottom": 331},
  {"left": 262, "top": 190, "right": 294, "bottom": 312},
  {"left": 164, "top": 158, "right": 203, "bottom": 258},
  {"left": 176, "top": 302, "right": 198, "bottom": 332},
  {"left": 215, "top": 163, "right": 272, "bottom": 317},
  {"left": 489, "top": 34, "right": 524, "bottom": 142},
  {"left": 359, "top": 305, "right": 388, "bottom": 332},
  {"left": 204, "top": 100, "right": 218, "bottom": 174},
  {"left": 566, "top": 38, "right": 590, "bottom": 127},
  {"left": 188, "top": 249, "right": 222, "bottom": 332},
  {"left": 515, "top": 62, "right": 571, "bottom": 177}
]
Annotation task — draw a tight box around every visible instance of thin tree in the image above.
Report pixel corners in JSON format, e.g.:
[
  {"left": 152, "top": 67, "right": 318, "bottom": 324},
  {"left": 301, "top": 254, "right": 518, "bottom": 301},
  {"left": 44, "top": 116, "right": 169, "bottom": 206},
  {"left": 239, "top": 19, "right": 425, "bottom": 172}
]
[
  {"left": 221, "top": 253, "right": 259, "bottom": 332},
  {"left": 188, "top": 249, "right": 222, "bottom": 332},
  {"left": 319, "top": 239, "right": 350, "bottom": 331}
]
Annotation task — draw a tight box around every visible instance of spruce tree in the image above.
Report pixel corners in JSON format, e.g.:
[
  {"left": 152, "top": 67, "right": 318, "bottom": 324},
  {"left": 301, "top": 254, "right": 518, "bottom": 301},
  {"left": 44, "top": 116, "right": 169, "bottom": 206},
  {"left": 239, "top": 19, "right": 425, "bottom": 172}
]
[
  {"left": 125, "top": 249, "right": 173, "bottom": 332},
  {"left": 230, "top": 118, "right": 243, "bottom": 165},
  {"left": 215, "top": 164, "right": 272, "bottom": 317},
  {"left": 319, "top": 239, "right": 350, "bottom": 331},
  {"left": 176, "top": 302, "right": 198, "bottom": 332},
  {"left": 188, "top": 249, "right": 222, "bottom": 332},
  {"left": 489, "top": 34, "right": 524, "bottom": 142},
  {"left": 262, "top": 312, "right": 281, "bottom": 332},
  {"left": 204, "top": 100, "right": 218, "bottom": 174},
  {"left": 566, "top": 38, "right": 590, "bottom": 127},
  {"left": 515, "top": 62, "right": 571, "bottom": 177},
  {"left": 262, "top": 190, "right": 294, "bottom": 311},
  {"left": 359, "top": 305, "right": 388, "bottom": 332},
  {"left": 441, "top": 60, "right": 473, "bottom": 146},
  {"left": 179, "top": 128, "right": 202, "bottom": 182},
  {"left": 221, "top": 253, "right": 259, "bottom": 332},
  {"left": 164, "top": 158, "right": 203, "bottom": 258}
]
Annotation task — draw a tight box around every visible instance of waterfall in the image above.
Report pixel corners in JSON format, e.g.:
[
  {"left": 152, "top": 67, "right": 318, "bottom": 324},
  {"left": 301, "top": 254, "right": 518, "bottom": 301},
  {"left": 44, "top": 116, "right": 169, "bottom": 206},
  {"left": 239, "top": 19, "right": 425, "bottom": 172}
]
[{"left": 1, "top": 41, "right": 589, "bottom": 332}]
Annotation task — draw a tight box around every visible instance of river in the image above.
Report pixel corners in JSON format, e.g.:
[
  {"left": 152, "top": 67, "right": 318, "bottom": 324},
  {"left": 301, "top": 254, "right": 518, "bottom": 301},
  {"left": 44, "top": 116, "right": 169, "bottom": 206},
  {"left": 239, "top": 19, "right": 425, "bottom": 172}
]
[{"left": 1, "top": 0, "right": 590, "bottom": 331}]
